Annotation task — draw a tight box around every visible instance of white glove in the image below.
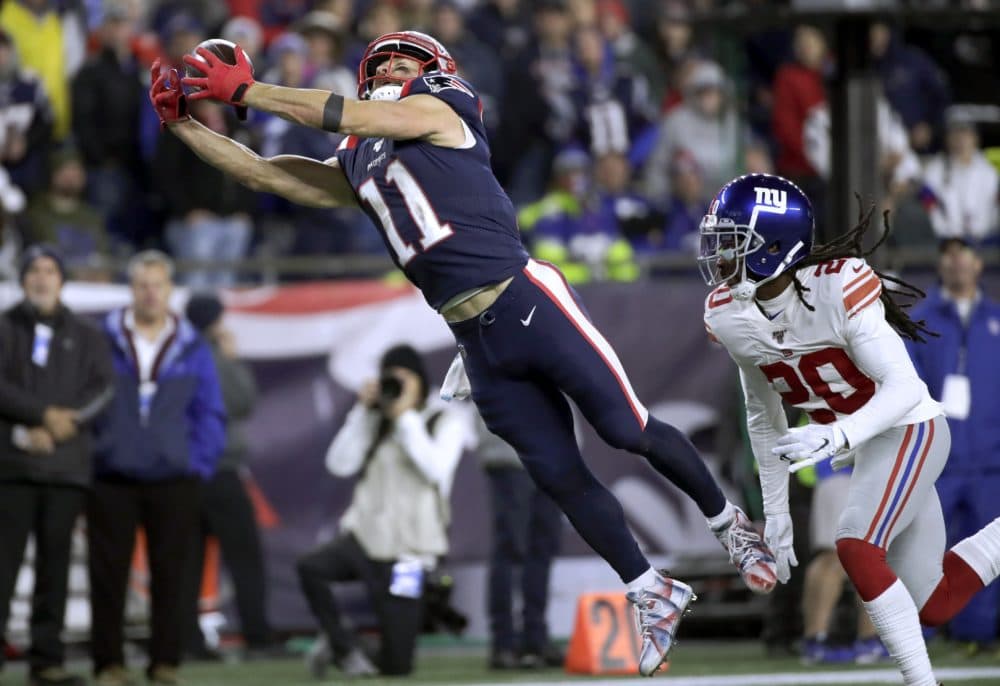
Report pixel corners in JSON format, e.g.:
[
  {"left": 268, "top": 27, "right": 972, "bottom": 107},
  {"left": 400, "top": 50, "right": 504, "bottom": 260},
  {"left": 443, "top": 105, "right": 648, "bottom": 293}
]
[
  {"left": 764, "top": 513, "right": 798, "bottom": 584},
  {"left": 831, "top": 448, "right": 856, "bottom": 471},
  {"left": 772, "top": 424, "right": 847, "bottom": 463},
  {"left": 440, "top": 352, "right": 471, "bottom": 401}
]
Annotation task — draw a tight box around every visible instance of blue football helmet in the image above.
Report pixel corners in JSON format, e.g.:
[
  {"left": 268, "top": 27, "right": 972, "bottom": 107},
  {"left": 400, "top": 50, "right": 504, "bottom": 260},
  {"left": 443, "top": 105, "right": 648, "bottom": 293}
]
[{"left": 698, "top": 173, "right": 814, "bottom": 301}]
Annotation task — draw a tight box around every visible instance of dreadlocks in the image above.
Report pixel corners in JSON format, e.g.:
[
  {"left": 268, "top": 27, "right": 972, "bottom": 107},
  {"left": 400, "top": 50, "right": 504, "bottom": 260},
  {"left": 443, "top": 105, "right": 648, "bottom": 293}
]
[{"left": 790, "top": 195, "right": 936, "bottom": 343}]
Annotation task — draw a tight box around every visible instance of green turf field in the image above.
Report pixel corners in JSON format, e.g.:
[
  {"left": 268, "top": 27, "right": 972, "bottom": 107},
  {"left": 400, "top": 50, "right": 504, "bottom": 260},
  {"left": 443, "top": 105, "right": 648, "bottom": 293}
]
[{"left": 24, "top": 640, "right": 993, "bottom": 686}]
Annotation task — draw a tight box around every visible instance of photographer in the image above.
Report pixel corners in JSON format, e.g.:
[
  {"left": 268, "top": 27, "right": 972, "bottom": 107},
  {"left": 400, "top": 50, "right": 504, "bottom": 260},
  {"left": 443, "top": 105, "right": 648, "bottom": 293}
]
[{"left": 297, "top": 345, "right": 472, "bottom": 678}]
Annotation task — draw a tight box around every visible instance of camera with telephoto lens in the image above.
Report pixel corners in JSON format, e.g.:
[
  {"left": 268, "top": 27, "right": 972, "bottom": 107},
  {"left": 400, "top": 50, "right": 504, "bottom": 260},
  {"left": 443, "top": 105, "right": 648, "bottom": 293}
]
[{"left": 377, "top": 373, "right": 403, "bottom": 409}]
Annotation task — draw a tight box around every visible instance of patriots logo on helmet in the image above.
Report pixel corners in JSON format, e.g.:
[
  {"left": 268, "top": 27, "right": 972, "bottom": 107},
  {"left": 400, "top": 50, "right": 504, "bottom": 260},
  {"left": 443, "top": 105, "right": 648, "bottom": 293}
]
[{"left": 423, "top": 74, "right": 474, "bottom": 98}]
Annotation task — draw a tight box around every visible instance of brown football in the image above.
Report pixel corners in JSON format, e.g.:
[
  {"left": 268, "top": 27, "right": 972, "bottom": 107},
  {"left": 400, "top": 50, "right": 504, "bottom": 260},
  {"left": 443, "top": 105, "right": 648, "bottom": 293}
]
[
  {"left": 185, "top": 39, "right": 253, "bottom": 119},
  {"left": 184, "top": 38, "right": 254, "bottom": 80}
]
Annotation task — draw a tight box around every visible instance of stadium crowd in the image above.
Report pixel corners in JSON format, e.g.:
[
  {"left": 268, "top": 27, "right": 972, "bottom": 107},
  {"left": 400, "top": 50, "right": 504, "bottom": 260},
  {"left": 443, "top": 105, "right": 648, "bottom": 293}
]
[{"left": 0, "top": 0, "right": 997, "bottom": 285}]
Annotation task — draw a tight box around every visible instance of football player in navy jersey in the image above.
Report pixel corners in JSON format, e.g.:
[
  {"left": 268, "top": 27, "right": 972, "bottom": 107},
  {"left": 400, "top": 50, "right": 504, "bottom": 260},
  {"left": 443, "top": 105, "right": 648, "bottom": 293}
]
[{"left": 149, "top": 31, "right": 776, "bottom": 675}]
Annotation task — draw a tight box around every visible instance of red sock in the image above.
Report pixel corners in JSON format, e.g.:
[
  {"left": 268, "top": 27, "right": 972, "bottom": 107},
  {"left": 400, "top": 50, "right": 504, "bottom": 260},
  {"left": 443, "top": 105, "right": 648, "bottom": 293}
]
[
  {"left": 836, "top": 538, "right": 898, "bottom": 601},
  {"left": 919, "top": 550, "right": 986, "bottom": 627}
]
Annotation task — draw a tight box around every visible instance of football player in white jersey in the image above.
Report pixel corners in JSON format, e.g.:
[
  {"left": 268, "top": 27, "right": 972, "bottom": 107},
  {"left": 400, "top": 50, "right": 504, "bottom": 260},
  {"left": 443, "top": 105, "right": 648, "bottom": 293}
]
[{"left": 699, "top": 173, "right": 1000, "bottom": 686}]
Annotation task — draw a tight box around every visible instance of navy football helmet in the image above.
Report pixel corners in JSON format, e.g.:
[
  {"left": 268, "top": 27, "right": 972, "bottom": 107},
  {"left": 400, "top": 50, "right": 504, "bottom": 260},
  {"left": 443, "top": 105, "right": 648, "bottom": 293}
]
[{"left": 698, "top": 173, "right": 814, "bottom": 300}]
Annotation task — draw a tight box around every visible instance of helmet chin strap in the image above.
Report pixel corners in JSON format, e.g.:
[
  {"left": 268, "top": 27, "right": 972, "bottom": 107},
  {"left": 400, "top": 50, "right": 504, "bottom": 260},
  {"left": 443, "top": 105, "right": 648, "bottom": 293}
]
[{"left": 729, "top": 240, "right": 805, "bottom": 302}]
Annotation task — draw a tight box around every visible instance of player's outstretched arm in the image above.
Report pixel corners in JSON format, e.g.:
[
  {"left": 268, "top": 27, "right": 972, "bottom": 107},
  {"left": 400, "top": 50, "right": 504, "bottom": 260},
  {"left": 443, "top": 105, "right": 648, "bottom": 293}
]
[
  {"left": 244, "top": 84, "right": 464, "bottom": 146},
  {"left": 150, "top": 59, "right": 356, "bottom": 209},
  {"left": 167, "top": 119, "right": 356, "bottom": 209},
  {"left": 181, "top": 45, "right": 464, "bottom": 145}
]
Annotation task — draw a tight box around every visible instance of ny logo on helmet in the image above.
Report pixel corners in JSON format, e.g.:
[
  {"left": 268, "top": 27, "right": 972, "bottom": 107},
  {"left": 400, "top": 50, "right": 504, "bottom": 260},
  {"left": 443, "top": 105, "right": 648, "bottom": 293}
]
[{"left": 754, "top": 187, "right": 787, "bottom": 211}]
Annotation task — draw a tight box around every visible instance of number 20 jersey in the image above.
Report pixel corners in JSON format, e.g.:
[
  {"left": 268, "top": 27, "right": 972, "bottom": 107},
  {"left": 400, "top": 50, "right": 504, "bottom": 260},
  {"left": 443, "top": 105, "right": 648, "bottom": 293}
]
[
  {"left": 703, "top": 257, "right": 939, "bottom": 428},
  {"left": 334, "top": 74, "right": 529, "bottom": 310}
]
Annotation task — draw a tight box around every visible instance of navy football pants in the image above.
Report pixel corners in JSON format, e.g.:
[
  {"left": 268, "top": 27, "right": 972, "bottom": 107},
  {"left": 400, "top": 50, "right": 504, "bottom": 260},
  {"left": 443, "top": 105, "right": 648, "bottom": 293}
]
[{"left": 450, "top": 260, "right": 726, "bottom": 582}]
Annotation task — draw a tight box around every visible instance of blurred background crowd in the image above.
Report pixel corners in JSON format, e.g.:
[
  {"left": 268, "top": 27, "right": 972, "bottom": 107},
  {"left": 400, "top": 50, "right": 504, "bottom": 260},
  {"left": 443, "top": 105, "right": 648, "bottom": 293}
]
[{"left": 1, "top": 0, "right": 998, "bottom": 286}]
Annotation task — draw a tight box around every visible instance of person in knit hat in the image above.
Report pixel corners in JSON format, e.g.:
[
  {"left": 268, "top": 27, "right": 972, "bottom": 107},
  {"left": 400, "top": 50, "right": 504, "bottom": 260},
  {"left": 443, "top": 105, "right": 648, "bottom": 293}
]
[
  {"left": 0, "top": 243, "right": 114, "bottom": 686},
  {"left": 179, "top": 292, "right": 282, "bottom": 661}
]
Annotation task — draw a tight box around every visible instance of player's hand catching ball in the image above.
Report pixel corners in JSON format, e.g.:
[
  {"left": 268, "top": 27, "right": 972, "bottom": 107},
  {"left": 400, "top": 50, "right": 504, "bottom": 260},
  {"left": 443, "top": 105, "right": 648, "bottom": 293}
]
[
  {"left": 182, "top": 41, "right": 255, "bottom": 108},
  {"left": 773, "top": 424, "right": 847, "bottom": 463},
  {"left": 149, "top": 60, "right": 190, "bottom": 129},
  {"left": 764, "top": 513, "right": 797, "bottom": 584}
]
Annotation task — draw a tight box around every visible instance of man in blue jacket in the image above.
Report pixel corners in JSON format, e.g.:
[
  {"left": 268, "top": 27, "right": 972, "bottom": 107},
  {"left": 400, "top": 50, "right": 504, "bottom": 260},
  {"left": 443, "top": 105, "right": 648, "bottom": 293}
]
[
  {"left": 906, "top": 238, "right": 1000, "bottom": 649},
  {"left": 88, "top": 250, "right": 225, "bottom": 686}
]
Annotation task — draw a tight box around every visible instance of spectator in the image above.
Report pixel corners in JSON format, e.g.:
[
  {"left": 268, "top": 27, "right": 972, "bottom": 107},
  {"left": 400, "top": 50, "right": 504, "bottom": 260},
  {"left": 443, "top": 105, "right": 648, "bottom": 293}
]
[
  {"left": 294, "top": 11, "right": 355, "bottom": 96},
  {"left": 595, "top": 0, "right": 660, "bottom": 105},
  {"left": 159, "top": 12, "right": 206, "bottom": 73},
  {"left": 870, "top": 21, "right": 950, "bottom": 154},
  {"left": 0, "top": 0, "right": 79, "bottom": 140},
  {"left": 495, "top": 0, "right": 577, "bottom": 205},
  {"left": 921, "top": 113, "right": 999, "bottom": 243},
  {"left": 802, "top": 97, "right": 922, "bottom": 199},
  {"left": 572, "top": 24, "right": 656, "bottom": 155},
  {"left": 256, "top": 32, "right": 311, "bottom": 159},
  {"left": 466, "top": 0, "right": 531, "bottom": 63},
  {"left": 476, "top": 412, "right": 563, "bottom": 670},
  {"left": 635, "top": 149, "right": 708, "bottom": 255},
  {"left": 299, "top": 345, "right": 471, "bottom": 678},
  {"left": 771, "top": 24, "right": 828, "bottom": 220},
  {"left": 521, "top": 148, "right": 644, "bottom": 283},
  {"left": 347, "top": 1, "right": 403, "bottom": 67},
  {"left": 258, "top": 0, "right": 313, "bottom": 46},
  {"left": 154, "top": 100, "right": 255, "bottom": 287},
  {"left": 0, "top": 27, "right": 52, "bottom": 195},
  {"left": 0, "top": 245, "right": 113, "bottom": 686},
  {"left": 651, "top": 0, "right": 702, "bottom": 112},
  {"left": 220, "top": 16, "right": 264, "bottom": 67},
  {"left": 23, "top": 147, "right": 110, "bottom": 281},
  {"left": 181, "top": 293, "right": 280, "bottom": 661},
  {"left": 641, "top": 60, "right": 743, "bottom": 200},
  {"left": 403, "top": 0, "right": 436, "bottom": 33},
  {"left": 906, "top": 238, "right": 1000, "bottom": 650},
  {"left": 89, "top": 250, "right": 225, "bottom": 686},
  {"left": 432, "top": 1, "right": 503, "bottom": 136},
  {"left": 148, "top": 1, "right": 227, "bottom": 44},
  {"left": 0, "top": 197, "right": 22, "bottom": 280},
  {"left": 71, "top": 1, "right": 146, "bottom": 248}
]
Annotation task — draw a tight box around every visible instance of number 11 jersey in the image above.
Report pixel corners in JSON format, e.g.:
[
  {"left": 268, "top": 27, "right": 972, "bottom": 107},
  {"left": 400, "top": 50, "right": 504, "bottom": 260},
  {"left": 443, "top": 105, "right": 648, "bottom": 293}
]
[
  {"left": 334, "top": 73, "right": 529, "bottom": 311},
  {"left": 704, "top": 257, "right": 940, "bottom": 435}
]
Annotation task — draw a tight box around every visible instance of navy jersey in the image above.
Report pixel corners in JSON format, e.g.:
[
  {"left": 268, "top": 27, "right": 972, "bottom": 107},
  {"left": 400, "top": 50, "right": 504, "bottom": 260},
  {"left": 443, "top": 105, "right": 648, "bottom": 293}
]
[{"left": 335, "top": 74, "right": 529, "bottom": 310}]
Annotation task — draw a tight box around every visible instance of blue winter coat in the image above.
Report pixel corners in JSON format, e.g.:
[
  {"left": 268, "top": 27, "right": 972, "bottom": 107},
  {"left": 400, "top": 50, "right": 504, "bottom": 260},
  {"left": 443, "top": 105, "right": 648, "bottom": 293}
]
[
  {"left": 94, "top": 308, "right": 226, "bottom": 481},
  {"left": 906, "top": 289, "right": 1000, "bottom": 474}
]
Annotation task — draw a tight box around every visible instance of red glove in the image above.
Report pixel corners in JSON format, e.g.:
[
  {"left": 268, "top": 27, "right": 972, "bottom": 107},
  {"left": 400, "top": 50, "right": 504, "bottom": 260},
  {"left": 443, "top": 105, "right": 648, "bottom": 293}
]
[
  {"left": 149, "top": 60, "right": 190, "bottom": 130},
  {"left": 182, "top": 45, "right": 255, "bottom": 106}
]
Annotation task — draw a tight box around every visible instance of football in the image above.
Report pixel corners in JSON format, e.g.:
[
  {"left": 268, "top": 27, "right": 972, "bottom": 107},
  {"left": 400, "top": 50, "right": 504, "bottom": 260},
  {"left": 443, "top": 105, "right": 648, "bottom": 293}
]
[
  {"left": 185, "top": 38, "right": 253, "bottom": 119},
  {"left": 184, "top": 38, "right": 252, "bottom": 80}
]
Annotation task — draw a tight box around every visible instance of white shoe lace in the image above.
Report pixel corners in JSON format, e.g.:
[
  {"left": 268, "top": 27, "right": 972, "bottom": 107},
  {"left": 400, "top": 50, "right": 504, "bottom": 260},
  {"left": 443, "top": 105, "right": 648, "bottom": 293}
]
[
  {"left": 724, "top": 521, "right": 763, "bottom": 566},
  {"left": 636, "top": 595, "right": 653, "bottom": 640}
]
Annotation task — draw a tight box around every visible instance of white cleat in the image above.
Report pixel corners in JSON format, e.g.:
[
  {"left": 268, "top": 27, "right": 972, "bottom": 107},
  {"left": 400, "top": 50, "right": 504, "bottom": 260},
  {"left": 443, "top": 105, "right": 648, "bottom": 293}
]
[
  {"left": 713, "top": 507, "right": 778, "bottom": 594},
  {"left": 626, "top": 571, "right": 696, "bottom": 676}
]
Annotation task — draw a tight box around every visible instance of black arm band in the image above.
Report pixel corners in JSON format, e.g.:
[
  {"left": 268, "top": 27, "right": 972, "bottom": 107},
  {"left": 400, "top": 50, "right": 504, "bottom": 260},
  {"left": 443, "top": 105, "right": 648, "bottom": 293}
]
[{"left": 322, "top": 93, "right": 345, "bottom": 132}]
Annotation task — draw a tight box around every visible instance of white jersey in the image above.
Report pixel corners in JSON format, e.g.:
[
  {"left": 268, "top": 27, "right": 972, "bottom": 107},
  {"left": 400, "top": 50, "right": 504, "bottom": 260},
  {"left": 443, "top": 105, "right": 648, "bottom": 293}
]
[{"left": 704, "top": 257, "right": 941, "bottom": 515}]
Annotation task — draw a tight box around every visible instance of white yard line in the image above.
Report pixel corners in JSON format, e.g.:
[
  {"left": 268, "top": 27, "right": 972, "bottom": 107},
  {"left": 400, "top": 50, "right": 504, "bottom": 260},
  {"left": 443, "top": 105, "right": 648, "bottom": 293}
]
[{"left": 482, "top": 666, "right": 1000, "bottom": 686}]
